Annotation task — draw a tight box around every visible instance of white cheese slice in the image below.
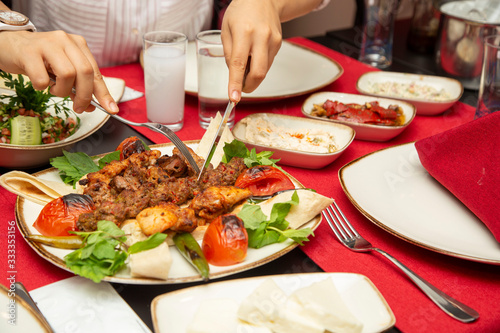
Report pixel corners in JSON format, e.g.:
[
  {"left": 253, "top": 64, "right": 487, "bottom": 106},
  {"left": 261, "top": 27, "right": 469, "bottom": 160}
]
[
  {"left": 121, "top": 220, "right": 172, "bottom": 280},
  {"left": 287, "top": 278, "right": 363, "bottom": 333},
  {"left": 272, "top": 306, "right": 324, "bottom": 333},
  {"left": 187, "top": 298, "right": 271, "bottom": 333},
  {"left": 237, "top": 278, "right": 287, "bottom": 326}
]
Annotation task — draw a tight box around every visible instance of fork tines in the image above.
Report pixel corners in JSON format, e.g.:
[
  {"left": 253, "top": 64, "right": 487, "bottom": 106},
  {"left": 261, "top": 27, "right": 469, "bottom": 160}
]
[{"left": 322, "top": 200, "right": 360, "bottom": 242}]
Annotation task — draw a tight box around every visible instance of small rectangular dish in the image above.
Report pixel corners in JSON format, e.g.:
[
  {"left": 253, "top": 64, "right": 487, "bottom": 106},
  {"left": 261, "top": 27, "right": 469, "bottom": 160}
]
[
  {"left": 302, "top": 91, "right": 416, "bottom": 142},
  {"left": 232, "top": 113, "right": 355, "bottom": 169},
  {"left": 356, "top": 71, "right": 463, "bottom": 116}
]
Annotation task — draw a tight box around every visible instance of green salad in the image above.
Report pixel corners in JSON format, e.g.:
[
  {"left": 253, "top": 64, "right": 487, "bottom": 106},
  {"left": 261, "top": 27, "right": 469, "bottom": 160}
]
[{"left": 0, "top": 71, "right": 80, "bottom": 145}]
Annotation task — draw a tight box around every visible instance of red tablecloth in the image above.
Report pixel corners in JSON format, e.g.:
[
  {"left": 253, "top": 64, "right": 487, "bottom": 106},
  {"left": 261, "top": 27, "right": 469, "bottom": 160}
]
[{"left": 2, "top": 37, "right": 499, "bottom": 333}]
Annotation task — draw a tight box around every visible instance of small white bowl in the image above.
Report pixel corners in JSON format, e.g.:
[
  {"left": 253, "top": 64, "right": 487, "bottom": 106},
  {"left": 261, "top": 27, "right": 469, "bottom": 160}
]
[
  {"left": 301, "top": 91, "right": 416, "bottom": 142},
  {"left": 232, "top": 113, "right": 355, "bottom": 169},
  {"left": 0, "top": 77, "right": 125, "bottom": 169},
  {"left": 356, "top": 71, "right": 463, "bottom": 116}
]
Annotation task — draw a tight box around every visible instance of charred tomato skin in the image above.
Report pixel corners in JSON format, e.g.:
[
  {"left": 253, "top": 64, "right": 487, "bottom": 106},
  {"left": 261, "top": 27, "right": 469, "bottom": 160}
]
[
  {"left": 202, "top": 214, "right": 248, "bottom": 266},
  {"left": 116, "top": 136, "right": 146, "bottom": 160},
  {"left": 234, "top": 165, "right": 295, "bottom": 196},
  {"left": 33, "top": 194, "right": 95, "bottom": 237}
]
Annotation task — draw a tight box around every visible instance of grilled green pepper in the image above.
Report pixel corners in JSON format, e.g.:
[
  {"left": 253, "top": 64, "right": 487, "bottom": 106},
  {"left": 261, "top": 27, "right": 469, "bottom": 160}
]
[
  {"left": 26, "top": 234, "right": 83, "bottom": 249},
  {"left": 173, "top": 232, "right": 209, "bottom": 281}
]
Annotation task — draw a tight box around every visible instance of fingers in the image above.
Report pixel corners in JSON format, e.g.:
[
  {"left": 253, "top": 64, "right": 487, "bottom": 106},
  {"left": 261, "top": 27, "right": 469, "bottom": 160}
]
[
  {"left": 222, "top": 28, "right": 249, "bottom": 103},
  {"left": 68, "top": 34, "right": 118, "bottom": 114},
  {"left": 0, "top": 31, "right": 118, "bottom": 114}
]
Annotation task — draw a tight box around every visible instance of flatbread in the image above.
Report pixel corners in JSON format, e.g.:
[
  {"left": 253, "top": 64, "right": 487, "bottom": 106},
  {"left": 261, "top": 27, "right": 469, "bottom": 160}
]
[
  {"left": 195, "top": 112, "right": 234, "bottom": 168},
  {"left": 258, "top": 190, "right": 333, "bottom": 229},
  {"left": 0, "top": 171, "right": 75, "bottom": 205}
]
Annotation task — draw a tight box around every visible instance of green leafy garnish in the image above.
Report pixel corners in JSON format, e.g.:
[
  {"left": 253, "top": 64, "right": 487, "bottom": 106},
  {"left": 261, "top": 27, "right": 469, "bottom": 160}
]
[
  {"left": 65, "top": 220, "right": 167, "bottom": 283},
  {"left": 237, "top": 191, "right": 314, "bottom": 248},
  {"left": 50, "top": 150, "right": 120, "bottom": 187},
  {"left": 221, "top": 139, "right": 282, "bottom": 170},
  {"left": 0, "top": 71, "right": 78, "bottom": 144}
]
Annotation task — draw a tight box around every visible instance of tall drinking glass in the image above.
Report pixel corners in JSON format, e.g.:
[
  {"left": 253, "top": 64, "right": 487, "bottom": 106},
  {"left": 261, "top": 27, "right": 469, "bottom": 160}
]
[
  {"left": 359, "top": 0, "right": 400, "bottom": 68},
  {"left": 196, "top": 30, "right": 235, "bottom": 129},
  {"left": 143, "top": 31, "right": 187, "bottom": 132},
  {"left": 476, "top": 34, "right": 500, "bottom": 119}
]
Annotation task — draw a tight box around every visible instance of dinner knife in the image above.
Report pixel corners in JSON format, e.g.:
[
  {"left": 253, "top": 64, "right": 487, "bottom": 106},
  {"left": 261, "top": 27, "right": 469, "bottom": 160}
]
[{"left": 197, "top": 100, "right": 235, "bottom": 181}]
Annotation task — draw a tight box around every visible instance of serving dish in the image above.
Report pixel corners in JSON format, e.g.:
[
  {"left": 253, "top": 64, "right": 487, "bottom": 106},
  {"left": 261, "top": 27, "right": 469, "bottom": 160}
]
[
  {"left": 339, "top": 142, "right": 500, "bottom": 265},
  {"left": 302, "top": 91, "right": 416, "bottom": 142},
  {"left": 15, "top": 142, "right": 323, "bottom": 284},
  {"left": 0, "top": 77, "right": 125, "bottom": 169},
  {"left": 356, "top": 71, "right": 463, "bottom": 116},
  {"left": 185, "top": 40, "right": 343, "bottom": 102},
  {"left": 0, "top": 284, "right": 52, "bottom": 333},
  {"left": 232, "top": 113, "right": 355, "bottom": 169},
  {"left": 152, "top": 272, "right": 395, "bottom": 333}
]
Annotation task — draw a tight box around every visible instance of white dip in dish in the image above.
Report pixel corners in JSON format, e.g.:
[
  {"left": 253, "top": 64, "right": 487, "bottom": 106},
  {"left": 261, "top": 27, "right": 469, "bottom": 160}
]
[{"left": 242, "top": 114, "right": 337, "bottom": 153}]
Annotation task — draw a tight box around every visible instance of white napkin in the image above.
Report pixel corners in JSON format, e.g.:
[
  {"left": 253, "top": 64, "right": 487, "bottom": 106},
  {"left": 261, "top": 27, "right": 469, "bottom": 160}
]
[{"left": 29, "top": 277, "right": 151, "bottom": 333}]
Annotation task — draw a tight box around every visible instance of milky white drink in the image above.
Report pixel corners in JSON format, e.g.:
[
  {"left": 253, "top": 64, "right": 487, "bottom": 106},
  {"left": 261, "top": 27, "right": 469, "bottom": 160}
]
[{"left": 144, "top": 41, "right": 186, "bottom": 131}]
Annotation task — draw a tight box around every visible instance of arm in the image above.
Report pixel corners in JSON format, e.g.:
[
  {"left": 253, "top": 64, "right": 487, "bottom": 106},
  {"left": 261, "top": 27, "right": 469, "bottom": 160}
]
[
  {"left": 221, "top": 0, "right": 324, "bottom": 103},
  {"left": 0, "top": 2, "right": 118, "bottom": 114}
]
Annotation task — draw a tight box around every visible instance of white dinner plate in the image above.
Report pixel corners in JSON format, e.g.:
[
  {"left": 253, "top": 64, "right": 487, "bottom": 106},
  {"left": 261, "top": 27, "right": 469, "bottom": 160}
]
[
  {"left": 15, "top": 142, "right": 322, "bottom": 284},
  {"left": 356, "top": 72, "right": 463, "bottom": 116},
  {"left": 0, "top": 76, "right": 125, "bottom": 169},
  {"left": 232, "top": 113, "right": 355, "bottom": 169},
  {"left": 185, "top": 41, "right": 343, "bottom": 102},
  {"left": 339, "top": 142, "right": 500, "bottom": 264},
  {"left": 151, "top": 272, "right": 396, "bottom": 333},
  {"left": 301, "top": 91, "right": 416, "bottom": 142}
]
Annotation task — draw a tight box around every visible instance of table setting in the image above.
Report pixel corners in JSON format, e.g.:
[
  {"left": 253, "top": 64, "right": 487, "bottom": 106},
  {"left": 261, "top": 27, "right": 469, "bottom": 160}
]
[{"left": 1, "top": 18, "right": 500, "bottom": 333}]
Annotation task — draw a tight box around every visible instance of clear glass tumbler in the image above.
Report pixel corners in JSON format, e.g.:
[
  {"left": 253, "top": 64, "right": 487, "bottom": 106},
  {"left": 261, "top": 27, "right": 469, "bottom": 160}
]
[{"left": 359, "top": 0, "right": 400, "bottom": 68}]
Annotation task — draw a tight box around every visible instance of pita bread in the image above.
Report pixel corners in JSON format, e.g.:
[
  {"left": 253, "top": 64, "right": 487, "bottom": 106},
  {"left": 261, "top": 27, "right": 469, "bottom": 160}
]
[
  {"left": 0, "top": 171, "right": 75, "bottom": 206},
  {"left": 258, "top": 190, "right": 333, "bottom": 229},
  {"left": 195, "top": 112, "right": 234, "bottom": 168}
]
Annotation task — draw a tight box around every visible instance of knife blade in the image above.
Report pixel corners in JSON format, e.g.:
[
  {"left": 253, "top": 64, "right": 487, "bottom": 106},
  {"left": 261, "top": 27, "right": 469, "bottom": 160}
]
[{"left": 197, "top": 101, "right": 235, "bottom": 181}]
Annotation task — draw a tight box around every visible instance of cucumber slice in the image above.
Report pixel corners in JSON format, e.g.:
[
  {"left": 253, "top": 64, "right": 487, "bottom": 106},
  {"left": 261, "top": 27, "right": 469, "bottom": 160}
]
[{"left": 10, "top": 116, "right": 42, "bottom": 145}]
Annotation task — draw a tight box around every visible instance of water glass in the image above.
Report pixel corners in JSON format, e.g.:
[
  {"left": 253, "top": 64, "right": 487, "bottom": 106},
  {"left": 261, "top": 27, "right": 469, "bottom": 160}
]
[
  {"left": 359, "top": 0, "right": 400, "bottom": 68},
  {"left": 196, "top": 30, "right": 235, "bottom": 129},
  {"left": 476, "top": 34, "right": 500, "bottom": 119},
  {"left": 143, "top": 31, "right": 187, "bottom": 131}
]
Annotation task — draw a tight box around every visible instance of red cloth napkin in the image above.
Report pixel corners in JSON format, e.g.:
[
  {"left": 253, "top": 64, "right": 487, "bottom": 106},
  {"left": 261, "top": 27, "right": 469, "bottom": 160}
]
[
  {"left": 415, "top": 111, "right": 500, "bottom": 242},
  {"left": 2, "top": 37, "right": 500, "bottom": 333}
]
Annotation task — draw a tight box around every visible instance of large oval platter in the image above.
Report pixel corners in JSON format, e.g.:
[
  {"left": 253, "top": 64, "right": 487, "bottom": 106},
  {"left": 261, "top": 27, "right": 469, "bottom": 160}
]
[{"left": 15, "top": 142, "right": 322, "bottom": 285}]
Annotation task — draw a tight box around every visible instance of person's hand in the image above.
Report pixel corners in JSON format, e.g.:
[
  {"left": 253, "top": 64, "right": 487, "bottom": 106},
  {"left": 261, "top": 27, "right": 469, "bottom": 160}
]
[
  {"left": 0, "top": 30, "right": 118, "bottom": 114},
  {"left": 221, "top": 0, "right": 283, "bottom": 103}
]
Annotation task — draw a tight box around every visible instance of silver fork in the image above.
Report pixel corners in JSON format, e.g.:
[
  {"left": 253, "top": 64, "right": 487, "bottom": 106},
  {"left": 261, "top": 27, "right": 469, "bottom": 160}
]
[
  {"left": 323, "top": 200, "right": 479, "bottom": 323},
  {"left": 92, "top": 103, "right": 200, "bottom": 174},
  {"left": 48, "top": 74, "right": 199, "bottom": 174}
]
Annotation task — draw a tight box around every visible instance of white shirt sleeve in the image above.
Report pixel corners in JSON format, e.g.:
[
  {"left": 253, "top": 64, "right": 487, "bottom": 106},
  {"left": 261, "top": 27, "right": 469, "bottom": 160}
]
[{"left": 314, "top": 0, "right": 331, "bottom": 11}]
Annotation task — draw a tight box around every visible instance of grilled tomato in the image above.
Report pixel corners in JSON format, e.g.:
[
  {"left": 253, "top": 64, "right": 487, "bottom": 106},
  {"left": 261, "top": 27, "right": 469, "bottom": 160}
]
[
  {"left": 33, "top": 194, "right": 95, "bottom": 236},
  {"left": 116, "top": 136, "right": 146, "bottom": 160},
  {"left": 235, "top": 165, "right": 295, "bottom": 196},
  {"left": 202, "top": 214, "right": 248, "bottom": 266}
]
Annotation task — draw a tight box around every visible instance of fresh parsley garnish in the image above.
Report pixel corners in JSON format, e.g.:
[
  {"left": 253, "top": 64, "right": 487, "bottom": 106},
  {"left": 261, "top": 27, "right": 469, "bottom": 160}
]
[
  {"left": 50, "top": 150, "right": 120, "bottom": 187},
  {"left": 65, "top": 220, "right": 167, "bottom": 283},
  {"left": 237, "top": 191, "right": 314, "bottom": 248},
  {"left": 222, "top": 139, "right": 282, "bottom": 170}
]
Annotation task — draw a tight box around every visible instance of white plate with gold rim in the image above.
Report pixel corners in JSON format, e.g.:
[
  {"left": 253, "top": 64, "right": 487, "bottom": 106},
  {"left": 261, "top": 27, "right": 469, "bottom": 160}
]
[
  {"left": 151, "top": 272, "right": 395, "bottom": 333},
  {"left": 15, "top": 142, "right": 322, "bottom": 284},
  {"left": 185, "top": 41, "right": 343, "bottom": 102},
  {"left": 339, "top": 142, "right": 500, "bottom": 264}
]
